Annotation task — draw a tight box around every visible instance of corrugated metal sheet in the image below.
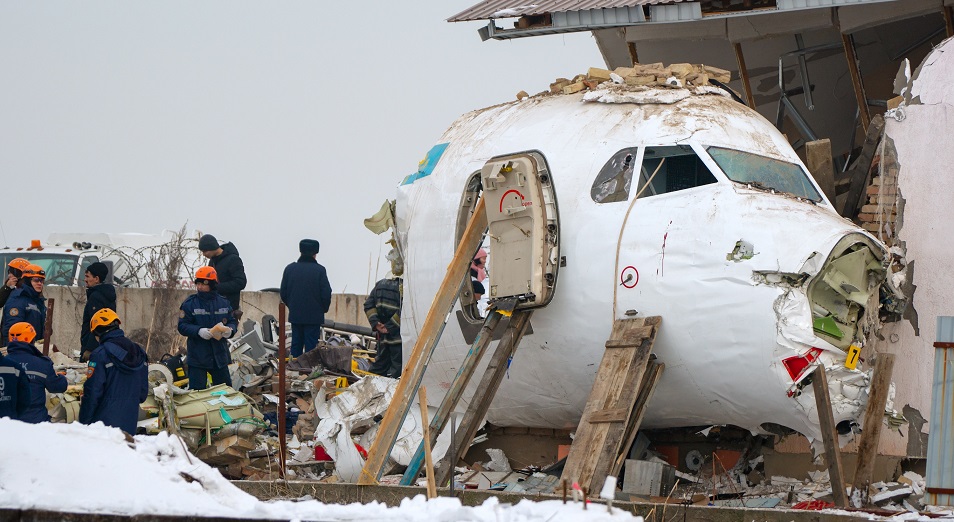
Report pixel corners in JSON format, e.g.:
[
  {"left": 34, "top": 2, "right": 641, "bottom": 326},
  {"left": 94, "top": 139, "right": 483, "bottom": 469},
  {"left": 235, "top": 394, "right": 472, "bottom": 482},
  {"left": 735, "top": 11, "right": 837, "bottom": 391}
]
[
  {"left": 448, "top": 0, "right": 685, "bottom": 22},
  {"left": 926, "top": 317, "right": 954, "bottom": 507}
]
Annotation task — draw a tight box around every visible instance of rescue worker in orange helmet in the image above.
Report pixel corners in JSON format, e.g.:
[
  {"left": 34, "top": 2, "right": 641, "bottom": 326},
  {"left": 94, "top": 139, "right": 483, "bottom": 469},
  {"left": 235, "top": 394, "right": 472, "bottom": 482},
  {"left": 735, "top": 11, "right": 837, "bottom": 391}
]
[
  {"left": 78, "top": 309, "right": 148, "bottom": 434},
  {"left": 1, "top": 265, "right": 46, "bottom": 347},
  {"left": 0, "top": 258, "right": 30, "bottom": 308},
  {"left": 177, "top": 266, "right": 237, "bottom": 389},
  {"left": 4, "top": 322, "right": 67, "bottom": 423}
]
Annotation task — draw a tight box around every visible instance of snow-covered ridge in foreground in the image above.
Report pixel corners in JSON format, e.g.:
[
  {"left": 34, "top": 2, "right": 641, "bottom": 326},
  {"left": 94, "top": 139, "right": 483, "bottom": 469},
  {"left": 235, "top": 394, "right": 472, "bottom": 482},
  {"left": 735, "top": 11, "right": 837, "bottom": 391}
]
[{"left": 0, "top": 419, "right": 638, "bottom": 521}]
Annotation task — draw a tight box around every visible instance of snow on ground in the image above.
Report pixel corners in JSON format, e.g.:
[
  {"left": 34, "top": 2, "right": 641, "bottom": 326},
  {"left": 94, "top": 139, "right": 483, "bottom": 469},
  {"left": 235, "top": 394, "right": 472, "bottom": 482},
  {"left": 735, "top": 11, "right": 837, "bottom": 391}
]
[{"left": 0, "top": 419, "right": 639, "bottom": 521}]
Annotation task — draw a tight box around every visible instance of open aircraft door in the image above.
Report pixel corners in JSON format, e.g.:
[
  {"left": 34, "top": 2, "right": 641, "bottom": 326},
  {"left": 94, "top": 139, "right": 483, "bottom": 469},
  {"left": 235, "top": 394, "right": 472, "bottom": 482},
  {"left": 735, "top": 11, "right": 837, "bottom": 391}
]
[{"left": 479, "top": 152, "right": 561, "bottom": 310}]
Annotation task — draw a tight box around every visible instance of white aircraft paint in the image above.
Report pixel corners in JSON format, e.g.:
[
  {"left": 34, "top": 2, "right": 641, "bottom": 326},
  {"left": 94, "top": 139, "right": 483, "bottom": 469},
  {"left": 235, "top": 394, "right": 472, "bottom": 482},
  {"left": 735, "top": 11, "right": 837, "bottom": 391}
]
[{"left": 395, "top": 85, "right": 891, "bottom": 442}]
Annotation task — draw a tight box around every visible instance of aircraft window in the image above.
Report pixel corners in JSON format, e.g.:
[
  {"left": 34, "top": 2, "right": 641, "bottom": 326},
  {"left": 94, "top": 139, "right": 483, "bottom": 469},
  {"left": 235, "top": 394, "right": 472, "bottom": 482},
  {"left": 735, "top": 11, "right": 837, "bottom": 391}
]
[
  {"left": 707, "top": 146, "right": 822, "bottom": 202},
  {"left": 591, "top": 148, "right": 637, "bottom": 203},
  {"left": 636, "top": 145, "right": 717, "bottom": 198}
]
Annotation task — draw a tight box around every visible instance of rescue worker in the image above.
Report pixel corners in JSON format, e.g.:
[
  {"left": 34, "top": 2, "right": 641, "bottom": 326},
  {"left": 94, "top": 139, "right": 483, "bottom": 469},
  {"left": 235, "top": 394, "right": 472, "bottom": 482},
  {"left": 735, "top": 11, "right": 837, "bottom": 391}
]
[
  {"left": 1, "top": 265, "right": 47, "bottom": 347},
  {"left": 279, "top": 239, "right": 332, "bottom": 357},
  {"left": 0, "top": 258, "right": 30, "bottom": 307},
  {"left": 364, "top": 276, "right": 403, "bottom": 378},
  {"left": 4, "top": 322, "right": 67, "bottom": 423},
  {"left": 198, "top": 234, "right": 247, "bottom": 321},
  {"left": 80, "top": 262, "right": 117, "bottom": 362},
  {"left": 78, "top": 308, "right": 148, "bottom": 434},
  {"left": 178, "top": 267, "right": 237, "bottom": 389},
  {"left": 0, "top": 349, "right": 30, "bottom": 420}
]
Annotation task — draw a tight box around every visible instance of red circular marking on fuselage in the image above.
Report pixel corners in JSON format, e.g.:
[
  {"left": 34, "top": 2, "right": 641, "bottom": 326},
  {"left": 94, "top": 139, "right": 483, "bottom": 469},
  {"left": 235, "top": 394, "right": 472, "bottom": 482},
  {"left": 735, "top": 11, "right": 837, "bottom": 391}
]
[
  {"left": 499, "top": 189, "right": 525, "bottom": 212},
  {"left": 621, "top": 266, "right": 639, "bottom": 288}
]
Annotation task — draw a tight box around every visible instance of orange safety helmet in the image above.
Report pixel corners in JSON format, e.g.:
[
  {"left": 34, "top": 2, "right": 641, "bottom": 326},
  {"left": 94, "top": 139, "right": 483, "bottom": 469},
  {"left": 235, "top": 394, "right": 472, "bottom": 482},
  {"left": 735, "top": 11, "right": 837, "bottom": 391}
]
[
  {"left": 22, "top": 264, "right": 46, "bottom": 280},
  {"left": 7, "top": 258, "right": 30, "bottom": 272},
  {"left": 195, "top": 266, "right": 218, "bottom": 282},
  {"left": 90, "top": 308, "right": 121, "bottom": 332},
  {"left": 8, "top": 322, "right": 37, "bottom": 344}
]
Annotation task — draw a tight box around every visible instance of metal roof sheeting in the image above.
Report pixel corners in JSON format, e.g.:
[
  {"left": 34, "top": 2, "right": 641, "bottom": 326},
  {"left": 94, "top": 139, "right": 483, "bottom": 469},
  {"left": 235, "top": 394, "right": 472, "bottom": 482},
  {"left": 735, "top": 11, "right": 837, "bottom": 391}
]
[{"left": 448, "top": 0, "right": 685, "bottom": 22}]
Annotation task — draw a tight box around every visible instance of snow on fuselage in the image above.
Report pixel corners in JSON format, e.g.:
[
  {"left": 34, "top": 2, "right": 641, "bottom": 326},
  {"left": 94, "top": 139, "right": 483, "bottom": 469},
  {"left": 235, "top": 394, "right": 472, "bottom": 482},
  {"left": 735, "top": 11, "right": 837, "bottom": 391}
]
[{"left": 396, "top": 88, "right": 884, "bottom": 440}]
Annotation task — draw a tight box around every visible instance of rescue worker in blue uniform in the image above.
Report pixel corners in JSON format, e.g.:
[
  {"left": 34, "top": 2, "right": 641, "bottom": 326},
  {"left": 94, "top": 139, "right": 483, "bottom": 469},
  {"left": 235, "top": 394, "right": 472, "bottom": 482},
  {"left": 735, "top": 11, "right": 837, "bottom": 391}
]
[
  {"left": 178, "top": 266, "right": 237, "bottom": 389},
  {"left": 280, "top": 239, "right": 332, "bottom": 357},
  {"left": 0, "top": 349, "right": 31, "bottom": 420},
  {"left": 0, "top": 257, "right": 30, "bottom": 308},
  {"left": 78, "top": 308, "right": 149, "bottom": 434},
  {"left": 1, "top": 265, "right": 47, "bottom": 347},
  {"left": 4, "top": 322, "right": 67, "bottom": 423}
]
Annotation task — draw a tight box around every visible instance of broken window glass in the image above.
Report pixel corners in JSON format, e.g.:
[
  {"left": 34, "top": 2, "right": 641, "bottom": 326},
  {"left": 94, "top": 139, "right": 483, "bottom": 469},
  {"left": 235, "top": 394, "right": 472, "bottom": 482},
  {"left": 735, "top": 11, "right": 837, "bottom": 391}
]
[
  {"left": 591, "top": 148, "right": 638, "bottom": 203},
  {"left": 635, "top": 145, "right": 717, "bottom": 198},
  {"left": 706, "top": 146, "right": 822, "bottom": 202}
]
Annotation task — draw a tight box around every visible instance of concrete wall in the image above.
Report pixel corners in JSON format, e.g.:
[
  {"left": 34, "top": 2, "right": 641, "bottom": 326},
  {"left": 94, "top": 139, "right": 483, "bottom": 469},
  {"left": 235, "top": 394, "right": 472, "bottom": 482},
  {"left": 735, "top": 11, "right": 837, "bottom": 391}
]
[{"left": 42, "top": 286, "right": 368, "bottom": 359}]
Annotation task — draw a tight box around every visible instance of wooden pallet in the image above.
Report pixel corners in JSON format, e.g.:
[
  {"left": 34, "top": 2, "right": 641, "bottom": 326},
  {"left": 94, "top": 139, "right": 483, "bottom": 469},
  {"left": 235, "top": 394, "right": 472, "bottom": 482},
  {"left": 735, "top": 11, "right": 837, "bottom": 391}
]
[{"left": 560, "top": 316, "right": 662, "bottom": 493}]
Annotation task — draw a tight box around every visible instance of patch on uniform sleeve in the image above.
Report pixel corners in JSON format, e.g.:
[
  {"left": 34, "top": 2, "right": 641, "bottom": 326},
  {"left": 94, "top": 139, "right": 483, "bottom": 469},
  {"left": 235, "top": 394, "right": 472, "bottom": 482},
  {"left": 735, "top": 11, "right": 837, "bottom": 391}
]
[
  {"left": 179, "top": 310, "right": 185, "bottom": 318},
  {"left": 9, "top": 308, "right": 18, "bottom": 317},
  {"left": 86, "top": 361, "right": 96, "bottom": 379}
]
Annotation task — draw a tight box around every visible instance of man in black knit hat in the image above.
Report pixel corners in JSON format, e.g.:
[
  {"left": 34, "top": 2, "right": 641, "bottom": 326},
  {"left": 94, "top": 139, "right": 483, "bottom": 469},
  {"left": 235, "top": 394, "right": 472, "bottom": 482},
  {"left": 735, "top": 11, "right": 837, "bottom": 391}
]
[
  {"left": 80, "top": 262, "right": 117, "bottom": 362},
  {"left": 198, "top": 234, "right": 247, "bottom": 321}
]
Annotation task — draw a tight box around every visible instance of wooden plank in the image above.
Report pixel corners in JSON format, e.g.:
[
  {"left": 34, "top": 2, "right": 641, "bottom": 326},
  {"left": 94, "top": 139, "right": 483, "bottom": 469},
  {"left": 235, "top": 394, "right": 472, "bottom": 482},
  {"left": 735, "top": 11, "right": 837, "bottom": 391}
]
[
  {"left": 611, "top": 360, "right": 665, "bottom": 478},
  {"left": 560, "top": 317, "right": 660, "bottom": 493},
  {"left": 733, "top": 42, "right": 756, "bottom": 109},
  {"left": 944, "top": 5, "right": 954, "bottom": 38},
  {"left": 418, "top": 387, "right": 437, "bottom": 499},
  {"left": 42, "top": 298, "right": 55, "bottom": 356},
  {"left": 805, "top": 139, "right": 836, "bottom": 203},
  {"left": 841, "top": 32, "right": 871, "bottom": 132},
  {"left": 851, "top": 353, "right": 896, "bottom": 506},
  {"left": 434, "top": 310, "right": 533, "bottom": 486},
  {"left": 358, "top": 198, "right": 488, "bottom": 485},
  {"left": 841, "top": 115, "right": 885, "bottom": 218},
  {"left": 589, "top": 409, "right": 629, "bottom": 424},
  {"left": 812, "top": 365, "right": 848, "bottom": 508}
]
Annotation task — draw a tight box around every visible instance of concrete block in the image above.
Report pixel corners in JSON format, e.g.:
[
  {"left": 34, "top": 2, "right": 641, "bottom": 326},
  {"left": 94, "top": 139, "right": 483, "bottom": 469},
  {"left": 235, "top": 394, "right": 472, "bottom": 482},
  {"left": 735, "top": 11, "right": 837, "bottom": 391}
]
[{"left": 561, "top": 82, "right": 585, "bottom": 95}]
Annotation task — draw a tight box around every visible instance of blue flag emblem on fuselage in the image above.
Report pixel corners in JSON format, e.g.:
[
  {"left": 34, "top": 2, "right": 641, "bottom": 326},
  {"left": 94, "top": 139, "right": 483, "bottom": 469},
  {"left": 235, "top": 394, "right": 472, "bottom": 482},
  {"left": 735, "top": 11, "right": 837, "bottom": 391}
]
[{"left": 402, "top": 143, "right": 449, "bottom": 185}]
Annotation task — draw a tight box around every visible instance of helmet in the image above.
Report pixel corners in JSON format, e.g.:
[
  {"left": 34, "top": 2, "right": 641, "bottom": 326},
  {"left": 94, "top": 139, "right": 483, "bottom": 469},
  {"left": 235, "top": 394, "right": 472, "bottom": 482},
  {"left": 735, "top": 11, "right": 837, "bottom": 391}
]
[
  {"left": 22, "top": 264, "right": 46, "bottom": 280},
  {"left": 7, "top": 258, "right": 30, "bottom": 272},
  {"left": 90, "top": 308, "right": 121, "bottom": 332},
  {"left": 195, "top": 266, "right": 218, "bottom": 282},
  {"left": 8, "top": 322, "right": 37, "bottom": 344}
]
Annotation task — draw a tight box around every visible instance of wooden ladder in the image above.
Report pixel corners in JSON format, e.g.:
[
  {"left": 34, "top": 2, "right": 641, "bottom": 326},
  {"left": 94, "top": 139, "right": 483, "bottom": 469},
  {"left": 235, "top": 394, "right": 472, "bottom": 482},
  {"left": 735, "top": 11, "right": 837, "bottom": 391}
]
[{"left": 560, "top": 316, "right": 663, "bottom": 494}]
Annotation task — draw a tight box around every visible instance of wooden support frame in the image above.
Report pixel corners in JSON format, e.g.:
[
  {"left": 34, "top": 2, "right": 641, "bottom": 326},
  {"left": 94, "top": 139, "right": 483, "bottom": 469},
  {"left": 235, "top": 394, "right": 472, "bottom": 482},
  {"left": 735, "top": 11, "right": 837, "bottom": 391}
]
[
  {"left": 610, "top": 359, "right": 664, "bottom": 479},
  {"left": 418, "top": 387, "right": 437, "bottom": 499},
  {"left": 812, "top": 365, "right": 848, "bottom": 507},
  {"left": 560, "top": 316, "right": 661, "bottom": 493},
  {"left": 851, "top": 353, "right": 897, "bottom": 506},
  {"left": 733, "top": 42, "right": 756, "bottom": 109},
  {"left": 841, "top": 32, "right": 871, "bottom": 132},
  {"left": 944, "top": 6, "right": 954, "bottom": 38},
  {"left": 358, "top": 198, "right": 488, "bottom": 485},
  {"left": 277, "top": 303, "right": 288, "bottom": 479},
  {"left": 841, "top": 115, "right": 885, "bottom": 218},
  {"left": 434, "top": 310, "right": 533, "bottom": 486},
  {"left": 42, "top": 298, "right": 55, "bottom": 356}
]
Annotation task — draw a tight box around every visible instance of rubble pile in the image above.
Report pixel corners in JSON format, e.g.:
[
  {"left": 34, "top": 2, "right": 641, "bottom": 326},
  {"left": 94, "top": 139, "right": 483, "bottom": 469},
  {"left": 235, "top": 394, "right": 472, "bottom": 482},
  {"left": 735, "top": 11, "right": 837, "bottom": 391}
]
[{"left": 513, "top": 63, "right": 734, "bottom": 101}]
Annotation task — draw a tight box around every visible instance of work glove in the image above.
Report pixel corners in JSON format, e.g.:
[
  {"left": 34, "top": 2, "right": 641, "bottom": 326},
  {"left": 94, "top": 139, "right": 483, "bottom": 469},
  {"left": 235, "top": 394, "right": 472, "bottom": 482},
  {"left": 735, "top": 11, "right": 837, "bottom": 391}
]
[
  {"left": 198, "top": 328, "right": 213, "bottom": 340},
  {"left": 221, "top": 327, "right": 233, "bottom": 338}
]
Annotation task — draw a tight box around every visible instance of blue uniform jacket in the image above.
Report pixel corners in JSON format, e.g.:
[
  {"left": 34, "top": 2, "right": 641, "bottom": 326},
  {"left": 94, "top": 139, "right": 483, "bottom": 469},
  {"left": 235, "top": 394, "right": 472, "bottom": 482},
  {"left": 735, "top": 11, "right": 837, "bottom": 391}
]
[
  {"left": 78, "top": 329, "right": 148, "bottom": 434},
  {"left": 0, "top": 355, "right": 32, "bottom": 419},
  {"left": 177, "top": 291, "right": 237, "bottom": 369},
  {"left": 1, "top": 286, "right": 46, "bottom": 345},
  {"left": 280, "top": 257, "right": 332, "bottom": 325},
  {"left": 4, "top": 340, "right": 67, "bottom": 423}
]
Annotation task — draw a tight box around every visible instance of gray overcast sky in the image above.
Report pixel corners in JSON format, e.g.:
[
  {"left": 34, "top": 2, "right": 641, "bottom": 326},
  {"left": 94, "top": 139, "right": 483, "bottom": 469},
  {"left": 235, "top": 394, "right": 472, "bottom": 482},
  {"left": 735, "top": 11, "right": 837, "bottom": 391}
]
[{"left": 0, "top": 2, "right": 602, "bottom": 294}]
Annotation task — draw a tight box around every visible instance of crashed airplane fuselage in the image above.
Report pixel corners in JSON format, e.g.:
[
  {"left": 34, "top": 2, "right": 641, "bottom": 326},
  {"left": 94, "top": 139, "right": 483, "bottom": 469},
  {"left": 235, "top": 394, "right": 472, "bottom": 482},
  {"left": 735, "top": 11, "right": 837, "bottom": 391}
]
[{"left": 395, "top": 84, "right": 892, "bottom": 441}]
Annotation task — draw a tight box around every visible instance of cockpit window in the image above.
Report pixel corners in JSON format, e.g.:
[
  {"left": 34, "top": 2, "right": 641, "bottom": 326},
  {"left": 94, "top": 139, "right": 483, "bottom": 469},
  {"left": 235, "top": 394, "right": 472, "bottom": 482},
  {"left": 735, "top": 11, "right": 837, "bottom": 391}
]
[
  {"left": 636, "top": 145, "right": 717, "bottom": 198},
  {"left": 591, "top": 148, "right": 637, "bottom": 203},
  {"left": 707, "top": 146, "right": 822, "bottom": 202}
]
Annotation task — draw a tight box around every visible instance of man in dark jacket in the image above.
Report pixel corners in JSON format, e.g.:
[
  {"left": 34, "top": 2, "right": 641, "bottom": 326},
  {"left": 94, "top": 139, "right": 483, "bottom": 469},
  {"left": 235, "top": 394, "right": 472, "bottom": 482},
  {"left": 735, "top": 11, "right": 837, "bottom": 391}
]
[
  {"left": 78, "top": 308, "right": 148, "bottom": 434},
  {"left": 178, "top": 266, "right": 237, "bottom": 389},
  {"left": 80, "top": 262, "right": 117, "bottom": 362},
  {"left": 1, "top": 265, "right": 46, "bottom": 347},
  {"left": 0, "top": 350, "right": 31, "bottom": 420},
  {"left": 5, "top": 322, "right": 68, "bottom": 423},
  {"left": 364, "top": 277, "right": 403, "bottom": 378},
  {"left": 0, "top": 258, "right": 29, "bottom": 308},
  {"left": 280, "top": 239, "right": 332, "bottom": 357},
  {"left": 198, "top": 234, "right": 247, "bottom": 320}
]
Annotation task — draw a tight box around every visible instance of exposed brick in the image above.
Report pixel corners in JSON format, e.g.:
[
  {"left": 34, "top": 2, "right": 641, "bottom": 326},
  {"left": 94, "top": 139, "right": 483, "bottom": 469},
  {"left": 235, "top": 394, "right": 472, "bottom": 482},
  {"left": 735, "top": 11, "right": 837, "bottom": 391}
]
[
  {"left": 862, "top": 223, "right": 882, "bottom": 233},
  {"left": 561, "top": 81, "right": 585, "bottom": 95},
  {"left": 857, "top": 213, "right": 876, "bottom": 222}
]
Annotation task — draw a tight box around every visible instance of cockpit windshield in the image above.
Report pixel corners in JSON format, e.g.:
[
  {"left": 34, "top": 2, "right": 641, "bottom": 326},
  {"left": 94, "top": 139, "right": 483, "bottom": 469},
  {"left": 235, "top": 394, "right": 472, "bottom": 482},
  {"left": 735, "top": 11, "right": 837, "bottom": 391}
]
[{"left": 706, "top": 146, "right": 823, "bottom": 202}]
